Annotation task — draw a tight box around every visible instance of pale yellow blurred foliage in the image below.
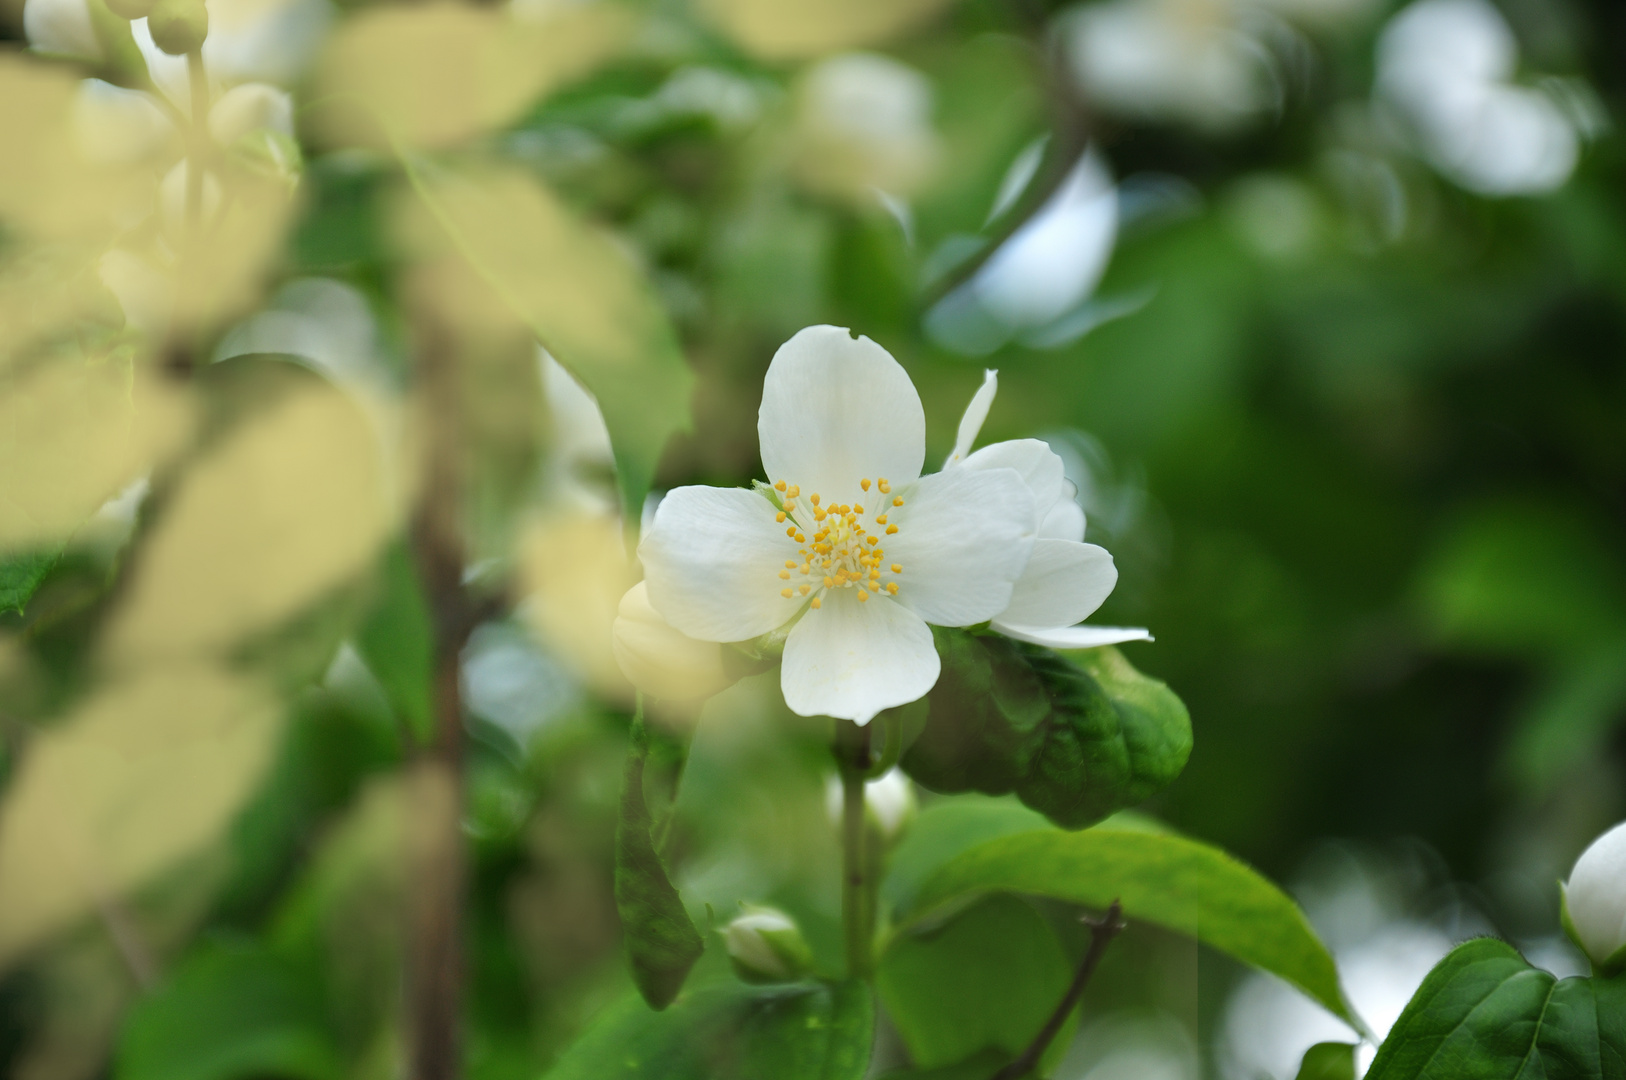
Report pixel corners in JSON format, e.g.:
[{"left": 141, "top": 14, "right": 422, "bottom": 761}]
[
  {"left": 166, "top": 176, "right": 299, "bottom": 336},
  {"left": 611, "top": 581, "right": 735, "bottom": 707},
  {"left": 0, "top": 362, "right": 192, "bottom": 553},
  {"left": 313, "top": 0, "right": 630, "bottom": 150},
  {"left": 0, "top": 663, "right": 279, "bottom": 970},
  {"left": 699, "top": 0, "right": 957, "bottom": 60},
  {"left": 0, "top": 247, "right": 126, "bottom": 372},
  {"left": 102, "top": 379, "right": 395, "bottom": 664},
  {"left": 519, "top": 512, "right": 635, "bottom": 705},
  {"left": 0, "top": 57, "right": 146, "bottom": 243},
  {"left": 393, "top": 160, "right": 662, "bottom": 394}
]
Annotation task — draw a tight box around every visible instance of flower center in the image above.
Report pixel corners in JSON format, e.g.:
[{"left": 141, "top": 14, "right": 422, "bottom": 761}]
[{"left": 771, "top": 477, "right": 905, "bottom": 608}]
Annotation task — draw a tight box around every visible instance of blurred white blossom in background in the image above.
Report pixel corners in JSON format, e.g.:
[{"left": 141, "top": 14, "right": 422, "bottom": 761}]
[{"left": 1375, "top": 0, "right": 1584, "bottom": 196}]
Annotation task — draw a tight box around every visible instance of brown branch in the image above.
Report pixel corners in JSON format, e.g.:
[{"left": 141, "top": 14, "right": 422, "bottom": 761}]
[
  {"left": 989, "top": 900, "right": 1125, "bottom": 1080},
  {"left": 405, "top": 308, "right": 472, "bottom": 1080}
]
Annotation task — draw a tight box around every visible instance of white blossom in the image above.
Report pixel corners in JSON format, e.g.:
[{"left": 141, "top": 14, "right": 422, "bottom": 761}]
[
  {"left": 1562, "top": 821, "right": 1626, "bottom": 972},
  {"left": 945, "top": 370, "right": 1151, "bottom": 651},
  {"left": 639, "top": 326, "right": 1039, "bottom": 724}
]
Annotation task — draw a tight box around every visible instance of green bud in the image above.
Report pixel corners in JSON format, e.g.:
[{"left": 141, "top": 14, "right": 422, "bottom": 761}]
[
  {"left": 147, "top": 0, "right": 207, "bottom": 55},
  {"left": 103, "top": 0, "right": 157, "bottom": 21},
  {"left": 723, "top": 906, "right": 813, "bottom": 984}
]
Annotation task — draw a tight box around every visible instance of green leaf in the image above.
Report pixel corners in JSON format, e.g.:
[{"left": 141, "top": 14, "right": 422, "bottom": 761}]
[
  {"left": 1365, "top": 937, "right": 1626, "bottom": 1080},
  {"left": 877, "top": 894, "right": 1074, "bottom": 1071},
  {"left": 900, "top": 635, "right": 1192, "bottom": 830},
  {"left": 616, "top": 718, "right": 704, "bottom": 1010},
  {"left": 546, "top": 980, "right": 874, "bottom": 1080},
  {"left": 0, "top": 548, "right": 59, "bottom": 616},
  {"left": 899, "top": 821, "right": 1357, "bottom": 1027},
  {"left": 882, "top": 796, "right": 1050, "bottom": 917},
  {"left": 398, "top": 159, "right": 694, "bottom": 518},
  {"left": 873, "top": 1051, "right": 1008, "bottom": 1080},
  {"left": 116, "top": 941, "right": 342, "bottom": 1080},
  {"left": 354, "top": 541, "right": 434, "bottom": 744},
  {"left": 1295, "top": 1042, "right": 1356, "bottom": 1080}
]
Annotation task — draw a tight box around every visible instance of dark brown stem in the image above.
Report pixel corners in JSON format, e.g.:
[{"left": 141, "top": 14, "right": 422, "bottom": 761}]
[
  {"left": 989, "top": 900, "right": 1124, "bottom": 1080},
  {"left": 405, "top": 311, "right": 472, "bottom": 1080}
]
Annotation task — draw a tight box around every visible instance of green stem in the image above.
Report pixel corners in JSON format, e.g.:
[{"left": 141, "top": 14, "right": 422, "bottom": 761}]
[
  {"left": 185, "top": 48, "right": 208, "bottom": 233},
  {"left": 835, "top": 720, "right": 873, "bottom": 980}
]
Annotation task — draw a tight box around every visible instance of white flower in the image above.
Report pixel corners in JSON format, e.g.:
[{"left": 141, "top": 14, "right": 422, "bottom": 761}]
[
  {"left": 23, "top": 0, "right": 101, "bottom": 60},
  {"left": 1375, "top": 0, "right": 1578, "bottom": 196},
  {"left": 1562, "top": 821, "right": 1626, "bottom": 972},
  {"left": 639, "top": 325, "right": 1039, "bottom": 724},
  {"left": 945, "top": 370, "right": 1152, "bottom": 651},
  {"left": 824, "top": 766, "right": 917, "bottom": 839}
]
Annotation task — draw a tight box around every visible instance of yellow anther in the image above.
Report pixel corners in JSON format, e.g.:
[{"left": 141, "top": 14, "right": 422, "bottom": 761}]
[
  {"left": 893, "top": 496, "right": 904, "bottom": 506},
  {"left": 799, "top": 584, "right": 811, "bottom": 595},
  {"left": 854, "top": 504, "right": 864, "bottom": 514},
  {"left": 785, "top": 560, "right": 797, "bottom": 568},
  {"left": 824, "top": 576, "right": 835, "bottom": 587},
  {"left": 861, "top": 479, "right": 871, "bottom": 491},
  {"left": 786, "top": 527, "right": 797, "bottom": 537},
  {"left": 814, "top": 509, "right": 827, "bottom": 521},
  {"left": 886, "top": 525, "right": 898, "bottom": 534},
  {"left": 878, "top": 479, "right": 891, "bottom": 494},
  {"left": 795, "top": 533, "right": 806, "bottom": 543},
  {"left": 876, "top": 515, "right": 887, "bottom": 525},
  {"left": 811, "top": 596, "right": 822, "bottom": 609},
  {"left": 787, "top": 485, "right": 800, "bottom": 497},
  {"left": 784, "top": 502, "right": 796, "bottom": 514},
  {"left": 781, "top": 588, "right": 793, "bottom": 598},
  {"left": 857, "top": 589, "right": 869, "bottom": 602},
  {"left": 775, "top": 480, "right": 787, "bottom": 491},
  {"left": 891, "top": 563, "right": 902, "bottom": 573},
  {"left": 776, "top": 511, "right": 787, "bottom": 523},
  {"left": 810, "top": 493, "right": 820, "bottom": 505},
  {"left": 886, "top": 582, "right": 898, "bottom": 594},
  {"left": 869, "top": 570, "right": 880, "bottom": 581},
  {"left": 800, "top": 564, "right": 811, "bottom": 574},
  {"left": 779, "top": 570, "right": 791, "bottom": 580},
  {"left": 867, "top": 536, "right": 879, "bottom": 546}
]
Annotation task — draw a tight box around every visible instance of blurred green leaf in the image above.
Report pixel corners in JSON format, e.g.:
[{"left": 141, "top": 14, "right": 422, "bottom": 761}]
[
  {"left": 1295, "top": 1042, "right": 1356, "bottom": 1080},
  {"left": 877, "top": 894, "right": 1073, "bottom": 1072},
  {"left": 616, "top": 718, "right": 703, "bottom": 1010},
  {"left": 354, "top": 541, "right": 434, "bottom": 745},
  {"left": 898, "top": 821, "right": 1356, "bottom": 1027},
  {"left": 0, "top": 548, "right": 59, "bottom": 616},
  {"left": 873, "top": 1050, "right": 1007, "bottom": 1080},
  {"left": 883, "top": 796, "right": 1049, "bottom": 917},
  {"left": 1504, "top": 639, "right": 1626, "bottom": 794},
  {"left": 1418, "top": 499, "right": 1626, "bottom": 657},
  {"left": 545, "top": 979, "right": 873, "bottom": 1080},
  {"left": 901, "top": 635, "right": 1192, "bottom": 829},
  {"left": 1365, "top": 938, "right": 1626, "bottom": 1080},
  {"left": 398, "top": 158, "right": 693, "bottom": 518},
  {"left": 116, "top": 941, "right": 342, "bottom": 1080}
]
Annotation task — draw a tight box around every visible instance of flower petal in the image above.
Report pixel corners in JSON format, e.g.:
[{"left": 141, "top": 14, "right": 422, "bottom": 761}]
[
  {"left": 758, "top": 325, "right": 925, "bottom": 505},
  {"left": 639, "top": 485, "right": 803, "bottom": 642},
  {"left": 996, "top": 539, "right": 1116, "bottom": 629},
  {"left": 781, "top": 588, "right": 938, "bottom": 723},
  {"left": 945, "top": 368, "right": 998, "bottom": 466},
  {"left": 885, "top": 465, "right": 1036, "bottom": 627},
  {"left": 960, "top": 438, "right": 1065, "bottom": 517},
  {"left": 1040, "top": 497, "right": 1086, "bottom": 541},
  {"left": 993, "top": 624, "right": 1153, "bottom": 649}
]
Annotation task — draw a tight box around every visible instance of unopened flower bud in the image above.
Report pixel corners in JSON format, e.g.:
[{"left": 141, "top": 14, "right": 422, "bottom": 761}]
[
  {"left": 723, "top": 906, "right": 813, "bottom": 984},
  {"left": 147, "top": 0, "right": 207, "bottom": 56},
  {"left": 104, "top": 0, "right": 155, "bottom": 20},
  {"left": 824, "top": 766, "right": 917, "bottom": 841},
  {"left": 612, "top": 582, "right": 736, "bottom": 703},
  {"left": 1562, "top": 821, "right": 1626, "bottom": 973}
]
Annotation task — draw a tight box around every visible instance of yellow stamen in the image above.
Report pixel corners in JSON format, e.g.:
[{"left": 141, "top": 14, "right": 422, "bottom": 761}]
[
  {"left": 893, "top": 496, "right": 904, "bottom": 507},
  {"left": 799, "top": 584, "right": 811, "bottom": 595},
  {"left": 776, "top": 511, "right": 786, "bottom": 523},
  {"left": 810, "top": 493, "right": 821, "bottom": 505},
  {"left": 857, "top": 589, "right": 869, "bottom": 601},
  {"left": 886, "top": 582, "right": 898, "bottom": 594},
  {"left": 867, "top": 536, "right": 879, "bottom": 546},
  {"left": 891, "top": 563, "right": 902, "bottom": 573},
  {"left": 786, "top": 527, "right": 797, "bottom": 537},
  {"left": 811, "top": 596, "right": 822, "bottom": 609},
  {"left": 861, "top": 479, "right": 871, "bottom": 491},
  {"left": 854, "top": 504, "right": 864, "bottom": 514},
  {"left": 781, "top": 587, "right": 793, "bottom": 598},
  {"left": 787, "top": 485, "right": 800, "bottom": 497},
  {"left": 876, "top": 515, "right": 887, "bottom": 525},
  {"left": 779, "top": 570, "right": 791, "bottom": 580},
  {"left": 794, "top": 533, "right": 805, "bottom": 543},
  {"left": 886, "top": 525, "right": 898, "bottom": 534},
  {"left": 878, "top": 479, "right": 891, "bottom": 493},
  {"left": 775, "top": 480, "right": 786, "bottom": 491}
]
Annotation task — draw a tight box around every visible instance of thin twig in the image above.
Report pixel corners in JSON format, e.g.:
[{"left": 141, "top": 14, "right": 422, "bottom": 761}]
[{"left": 990, "top": 900, "right": 1125, "bottom": 1080}]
